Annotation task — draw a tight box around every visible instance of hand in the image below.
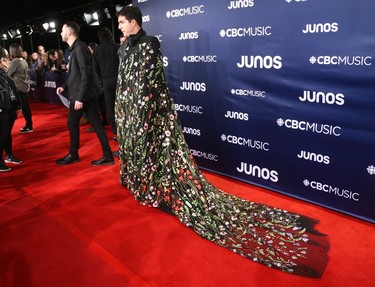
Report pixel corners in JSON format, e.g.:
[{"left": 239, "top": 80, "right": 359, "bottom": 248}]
[
  {"left": 74, "top": 101, "right": 83, "bottom": 110},
  {"left": 56, "top": 87, "right": 64, "bottom": 96}
]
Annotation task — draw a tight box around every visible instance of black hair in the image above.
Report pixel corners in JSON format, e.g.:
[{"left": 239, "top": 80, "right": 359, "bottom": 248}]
[{"left": 116, "top": 6, "right": 142, "bottom": 27}]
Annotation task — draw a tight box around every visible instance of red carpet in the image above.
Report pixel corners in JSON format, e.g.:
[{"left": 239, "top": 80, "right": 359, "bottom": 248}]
[{"left": 1, "top": 101, "right": 374, "bottom": 287}]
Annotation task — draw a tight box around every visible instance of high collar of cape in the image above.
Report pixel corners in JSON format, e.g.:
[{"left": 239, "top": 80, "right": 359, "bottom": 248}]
[{"left": 118, "top": 28, "right": 146, "bottom": 58}]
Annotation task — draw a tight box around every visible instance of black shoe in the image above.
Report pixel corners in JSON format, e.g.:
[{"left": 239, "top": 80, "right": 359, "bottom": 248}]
[
  {"left": 0, "top": 162, "right": 11, "bottom": 172},
  {"left": 86, "top": 127, "right": 95, "bottom": 132},
  {"left": 20, "top": 127, "right": 33, "bottom": 133},
  {"left": 91, "top": 156, "right": 115, "bottom": 166},
  {"left": 5, "top": 155, "right": 23, "bottom": 164},
  {"left": 56, "top": 154, "right": 80, "bottom": 165},
  {"left": 112, "top": 150, "right": 119, "bottom": 157}
]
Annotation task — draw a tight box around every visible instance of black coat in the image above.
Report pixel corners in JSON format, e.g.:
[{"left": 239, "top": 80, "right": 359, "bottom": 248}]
[
  {"left": 0, "top": 68, "right": 21, "bottom": 110},
  {"left": 62, "top": 38, "right": 100, "bottom": 102}
]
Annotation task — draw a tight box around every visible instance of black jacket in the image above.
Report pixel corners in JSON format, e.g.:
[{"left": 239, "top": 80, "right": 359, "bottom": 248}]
[
  {"left": 0, "top": 68, "right": 21, "bottom": 110},
  {"left": 93, "top": 41, "right": 120, "bottom": 81},
  {"left": 62, "top": 38, "right": 100, "bottom": 102}
]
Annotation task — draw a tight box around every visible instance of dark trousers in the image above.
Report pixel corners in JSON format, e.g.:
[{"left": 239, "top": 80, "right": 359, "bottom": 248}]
[
  {"left": 67, "top": 99, "right": 112, "bottom": 157},
  {"left": 19, "top": 91, "right": 33, "bottom": 129},
  {"left": 0, "top": 108, "right": 16, "bottom": 161},
  {"left": 102, "top": 78, "right": 117, "bottom": 135}
]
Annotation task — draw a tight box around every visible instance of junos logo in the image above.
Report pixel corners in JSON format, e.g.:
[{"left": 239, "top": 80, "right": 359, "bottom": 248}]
[
  {"left": 220, "top": 26, "right": 271, "bottom": 38},
  {"left": 228, "top": 0, "right": 254, "bottom": 9},
  {"left": 299, "top": 90, "right": 345, "bottom": 106},
  {"left": 44, "top": 81, "right": 56, "bottom": 88},
  {"left": 277, "top": 118, "right": 341, "bottom": 137},
  {"left": 297, "top": 150, "right": 330, "bottom": 165},
  {"left": 309, "top": 56, "right": 372, "bottom": 66},
  {"left": 183, "top": 126, "right": 201, "bottom": 136},
  {"left": 237, "top": 162, "right": 278, "bottom": 182},
  {"left": 221, "top": 134, "right": 269, "bottom": 151},
  {"left": 224, "top": 110, "right": 249, "bottom": 121},
  {"left": 237, "top": 55, "right": 282, "bottom": 69},
  {"left": 166, "top": 5, "right": 205, "bottom": 18},
  {"left": 137, "top": 0, "right": 148, "bottom": 3},
  {"left": 302, "top": 23, "right": 338, "bottom": 34},
  {"left": 286, "top": 0, "right": 308, "bottom": 3},
  {"left": 174, "top": 104, "right": 203, "bottom": 114},
  {"left": 304, "top": 179, "right": 359, "bottom": 201},
  {"left": 180, "top": 82, "right": 206, "bottom": 92},
  {"left": 179, "top": 32, "right": 199, "bottom": 40},
  {"left": 163, "top": 56, "right": 168, "bottom": 67},
  {"left": 142, "top": 15, "right": 150, "bottom": 23},
  {"left": 231, "top": 89, "right": 266, "bottom": 97}
]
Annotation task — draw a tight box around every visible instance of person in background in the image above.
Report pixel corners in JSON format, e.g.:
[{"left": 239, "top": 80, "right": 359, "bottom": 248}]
[
  {"left": 21, "top": 50, "right": 31, "bottom": 67},
  {"left": 0, "top": 46, "right": 23, "bottom": 171},
  {"left": 56, "top": 21, "right": 114, "bottom": 166},
  {"left": 35, "top": 45, "right": 45, "bottom": 71},
  {"left": 115, "top": 6, "right": 329, "bottom": 278},
  {"left": 92, "top": 27, "right": 119, "bottom": 140},
  {"left": 29, "top": 52, "right": 38, "bottom": 71},
  {"left": 8, "top": 43, "right": 33, "bottom": 133}
]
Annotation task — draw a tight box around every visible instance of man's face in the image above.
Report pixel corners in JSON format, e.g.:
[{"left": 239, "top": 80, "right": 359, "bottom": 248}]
[
  {"left": 37, "top": 46, "right": 44, "bottom": 56},
  {"left": 60, "top": 25, "right": 69, "bottom": 43},
  {"left": 118, "top": 16, "right": 134, "bottom": 37}
]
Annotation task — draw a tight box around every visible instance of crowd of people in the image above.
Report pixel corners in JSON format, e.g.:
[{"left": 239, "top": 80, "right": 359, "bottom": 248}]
[
  {"left": 0, "top": 24, "right": 122, "bottom": 171},
  {"left": 1, "top": 5, "right": 330, "bottom": 278}
]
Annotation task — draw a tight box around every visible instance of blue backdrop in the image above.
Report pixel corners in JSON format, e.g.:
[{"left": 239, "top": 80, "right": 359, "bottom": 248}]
[{"left": 135, "top": 0, "right": 375, "bottom": 222}]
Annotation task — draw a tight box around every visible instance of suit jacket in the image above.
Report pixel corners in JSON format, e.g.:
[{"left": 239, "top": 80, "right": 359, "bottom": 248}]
[{"left": 62, "top": 38, "right": 100, "bottom": 102}]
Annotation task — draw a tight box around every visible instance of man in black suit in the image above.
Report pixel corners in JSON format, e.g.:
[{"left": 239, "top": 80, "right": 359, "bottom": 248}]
[{"left": 56, "top": 21, "right": 114, "bottom": 166}]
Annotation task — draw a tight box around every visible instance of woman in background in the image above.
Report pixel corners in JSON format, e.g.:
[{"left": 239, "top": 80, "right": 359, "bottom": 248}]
[
  {"left": 0, "top": 46, "right": 22, "bottom": 171},
  {"left": 8, "top": 43, "right": 32, "bottom": 133}
]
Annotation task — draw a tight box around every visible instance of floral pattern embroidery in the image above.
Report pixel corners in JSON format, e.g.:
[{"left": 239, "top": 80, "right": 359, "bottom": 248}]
[{"left": 115, "top": 31, "right": 329, "bottom": 278}]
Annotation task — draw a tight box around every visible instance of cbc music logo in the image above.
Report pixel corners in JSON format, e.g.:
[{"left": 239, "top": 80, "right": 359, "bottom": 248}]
[
  {"left": 190, "top": 149, "right": 218, "bottom": 161},
  {"left": 228, "top": 0, "right": 255, "bottom": 9},
  {"left": 302, "top": 23, "right": 338, "bottom": 34},
  {"left": 154, "top": 35, "right": 162, "bottom": 42},
  {"left": 276, "top": 118, "right": 341, "bottom": 137},
  {"left": 231, "top": 89, "right": 266, "bottom": 98},
  {"left": 221, "top": 134, "right": 270, "bottom": 151},
  {"left": 183, "top": 126, "right": 201, "bottom": 136},
  {"left": 174, "top": 103, "right": 203, "bottom": 114},
  {"left": 183, "top": 55, "right": 218, "bottom": 63},
  {"left": 219, "top": 26, "right": 271, "bottom": 38},
  {"left": 236, "top": 162, "right": 279, "bottom": 183},
  {"left": 309, "top": 56, "right": 372, "bottom": 66},
  {"left": 237, "top": 55, "right": 282, "bottom": 69},
  {"left": 166, "top": 5, "right": 205, "bottom": 18},
  {"left": 303, "top": 179, "right": 360, "bottom": 202},
  {"left": 299, "top": 90, "right": 345, "bottom": 106},
  {"left": 367, "top": 165, "right": 375, "bottom": 175},
  {"left": 137, "top": 0, "right": 148, "bottom": 3}
]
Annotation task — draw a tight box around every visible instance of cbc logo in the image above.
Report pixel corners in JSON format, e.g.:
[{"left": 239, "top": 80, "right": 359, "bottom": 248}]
[
  {"left": 304, "top": 179, "right": 359, "bottom": 202},
  {"left": 309, "top": 56, "right": 372, "bottom": 66}
]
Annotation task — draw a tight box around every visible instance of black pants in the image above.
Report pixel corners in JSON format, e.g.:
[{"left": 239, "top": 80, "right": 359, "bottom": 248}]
[
  {"left": 19, "top": 91, "right": 33, "bottom": 129},
  {"left": 102, "top": 78, "right": 117, "bottom": 135},
  {"left": 0, "top": 108, "right": 16, "bottom": 161},
  {"left": 67, "top": 99, "right": 112, "bottom": 157}
]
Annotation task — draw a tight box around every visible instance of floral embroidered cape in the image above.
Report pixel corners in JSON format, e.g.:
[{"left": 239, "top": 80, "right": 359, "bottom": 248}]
[{"left": 115, "top": 29, "right": 329, "bottom": 278}]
